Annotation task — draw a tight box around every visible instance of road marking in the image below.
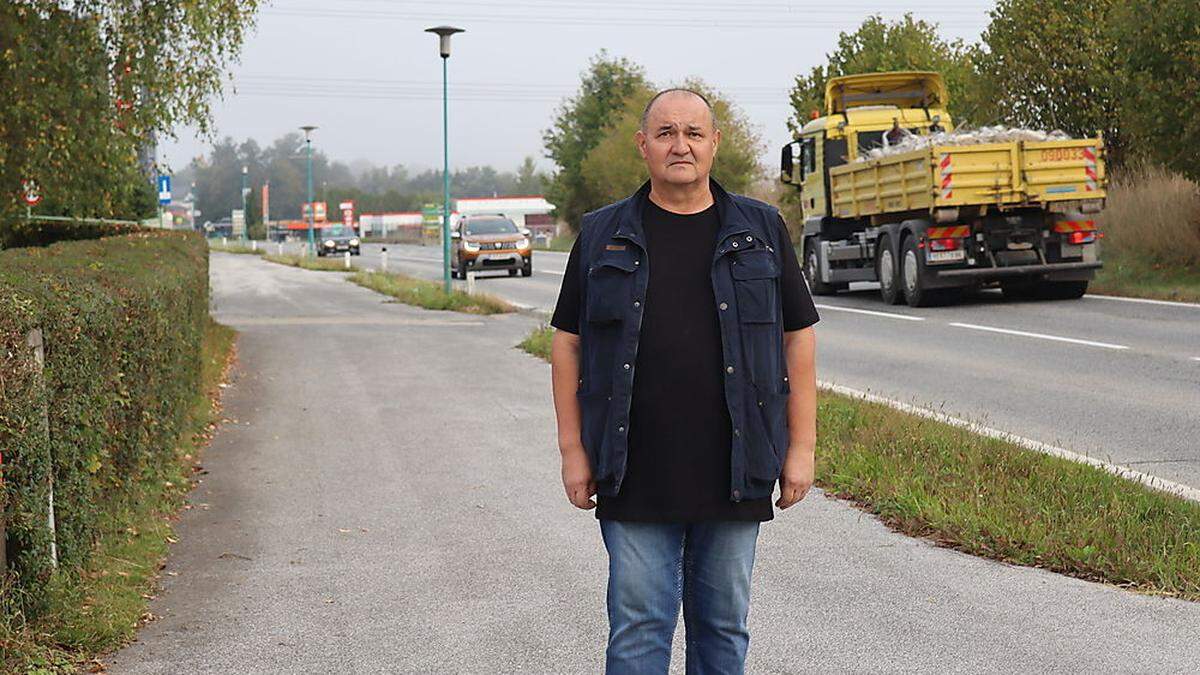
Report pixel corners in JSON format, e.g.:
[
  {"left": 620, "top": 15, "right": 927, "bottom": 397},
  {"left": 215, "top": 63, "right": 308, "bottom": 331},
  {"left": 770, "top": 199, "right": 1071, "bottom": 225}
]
[
  {"left": 818, "top": 381, "right": 1200, "bottom": 504},
  {"left": 1086, "top": 294, "right": 1200, "bottom": 309},
  {"left": 814, "top": 304, "right": 925, "bottom": 321},
  {"left": 948, "top": 322, "right": 1128, "bottom": 350},
  {"left": 221, "top": 316, "right": 486, "bottom": 327},
  {"left": 1192, "top": 357, "right": 1200, "bottom": 362}
]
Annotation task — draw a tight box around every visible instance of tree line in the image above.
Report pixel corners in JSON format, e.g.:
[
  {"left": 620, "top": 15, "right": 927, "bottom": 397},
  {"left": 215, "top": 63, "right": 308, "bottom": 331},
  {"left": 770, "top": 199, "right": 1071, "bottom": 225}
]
[
  {"left": 788, "top": 3, "right": 1199, "bottom": 179},
  {"left": 182, "top": 134, "right": 548, "bottom": 227}
]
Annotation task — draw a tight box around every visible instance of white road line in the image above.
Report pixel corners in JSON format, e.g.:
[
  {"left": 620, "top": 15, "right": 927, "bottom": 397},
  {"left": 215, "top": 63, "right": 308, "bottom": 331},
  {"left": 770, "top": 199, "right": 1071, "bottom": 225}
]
[
  {"left": 949, "top": 322, "right": 1129, "bottom": 350},
  {"left": 1192, "top": 357, "right": 1200, "bottom": 362},
  {"left": 814, "top": 304, "right": 925, "bottom": 321},
  {"left": 1086, "top": 294, "right": 1200, "bottom": 309},
  {"left": 818, "top": 381, "right": 1200, "bottom": 504}
]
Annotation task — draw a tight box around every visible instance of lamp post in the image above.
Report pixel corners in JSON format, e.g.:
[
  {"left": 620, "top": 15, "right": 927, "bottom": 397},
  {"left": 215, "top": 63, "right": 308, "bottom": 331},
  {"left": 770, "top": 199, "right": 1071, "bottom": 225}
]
[
  {"left": 300, "top": 125, "right": 318, "bottom": 255},
  {"left": 426, "top": 25, "right": 464, "bottom": 294},
  {"left": 241, "top": 165, "right": 249, "bottom": 241}
]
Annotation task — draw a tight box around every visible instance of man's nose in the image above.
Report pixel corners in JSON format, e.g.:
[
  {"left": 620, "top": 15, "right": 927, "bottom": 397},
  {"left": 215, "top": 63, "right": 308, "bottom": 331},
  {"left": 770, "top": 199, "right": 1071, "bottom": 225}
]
[{"left": 670, "top": 134, "right": 690, "bottom": 155}]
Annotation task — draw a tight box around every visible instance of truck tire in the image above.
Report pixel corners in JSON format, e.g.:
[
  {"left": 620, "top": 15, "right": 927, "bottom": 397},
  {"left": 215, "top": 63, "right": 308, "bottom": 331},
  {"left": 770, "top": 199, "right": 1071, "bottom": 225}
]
[
  {"left": 1036, "top": 280, "right": 1088, "bottom": 300},
  {"left": 901, "top": 236, "right": 957, "bottom": 307},
  {"left": 804, "top": 240, "right": 842, "bottom": 296},
  {"left": 876, "top": 235, "right": 903, "bottom": 305}
]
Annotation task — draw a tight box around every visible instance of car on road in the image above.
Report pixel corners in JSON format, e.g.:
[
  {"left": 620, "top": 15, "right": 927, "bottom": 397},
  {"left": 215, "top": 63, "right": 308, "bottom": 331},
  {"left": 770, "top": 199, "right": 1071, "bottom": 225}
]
[
  {"left": 316, "top": 225, "right": 361, "bottom": 256},
  {"left": 450, "top": 215, "right": 532, "bottom": 278}
]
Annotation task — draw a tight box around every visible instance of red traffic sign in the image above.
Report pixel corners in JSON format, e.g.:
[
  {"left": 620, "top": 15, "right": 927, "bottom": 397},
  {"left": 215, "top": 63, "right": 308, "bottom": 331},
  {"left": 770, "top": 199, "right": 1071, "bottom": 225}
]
[{"left": 22, "top": 179, "right": 41, "bottom": 206}]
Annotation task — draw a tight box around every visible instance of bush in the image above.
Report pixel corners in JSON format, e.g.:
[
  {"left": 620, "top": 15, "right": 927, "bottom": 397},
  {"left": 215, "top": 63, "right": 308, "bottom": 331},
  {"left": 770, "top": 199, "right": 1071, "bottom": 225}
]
[
  {"left": 0, "top": 231, "right": 208, "bottom": 617},
  {"left": 1099, "top": 164, "right": 1200, "bottom": 268}
]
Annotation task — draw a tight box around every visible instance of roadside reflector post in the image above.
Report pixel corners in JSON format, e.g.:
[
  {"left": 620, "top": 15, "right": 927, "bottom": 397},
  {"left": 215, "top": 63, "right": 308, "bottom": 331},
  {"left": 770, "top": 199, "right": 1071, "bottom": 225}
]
[
  {"left": 278, "top": 242, "right": 283, "bottom": 256},
  {"left": 381, "top": 247, "right": 388, "bottom": 272},
  {"left": 26, "top": 329, "right": 57, "bottom": 569},
  {"left": 251, "top": 240, "right": 257, "bottom": 252},
  {"left": 344, "top": 251, "right": 351, "bottom": 269},
  {"left": 466, "top": 271, "right": 476, "bottom": 295},
  {"left": 222, "top": 236, "right": 227, "bottom": 247}
]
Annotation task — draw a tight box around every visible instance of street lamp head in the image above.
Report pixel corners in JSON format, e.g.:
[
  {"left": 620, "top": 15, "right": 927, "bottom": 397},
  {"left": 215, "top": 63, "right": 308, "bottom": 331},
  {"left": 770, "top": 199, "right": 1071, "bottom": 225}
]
[
  {"left": 299, "top": 125, "right": 317, "bottom": 140},
  {"left": 242, "top": 165, "right": 248, "bottom": 175},
  {"left": 425, "top": 25, "right": 464, "bottom": 58}
]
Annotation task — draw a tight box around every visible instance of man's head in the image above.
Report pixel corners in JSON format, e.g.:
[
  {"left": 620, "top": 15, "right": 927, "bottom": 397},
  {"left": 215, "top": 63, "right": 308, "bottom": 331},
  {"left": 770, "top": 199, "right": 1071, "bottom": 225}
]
[{"left": 636, "top": 88, "right": 721, "bottom": 188}]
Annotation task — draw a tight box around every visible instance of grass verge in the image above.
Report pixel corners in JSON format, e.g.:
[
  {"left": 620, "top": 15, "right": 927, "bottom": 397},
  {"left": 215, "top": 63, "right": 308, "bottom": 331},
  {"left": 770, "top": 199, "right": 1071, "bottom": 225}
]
[
  {"left": 0, "top": 318, "right": 237, "bottom": 673},
  {"left": 348, "top": 270, "right": 513, "bottom": 314},
  {"left": 262, "top": 253, "right": 353, "bottom": 272},
  {"left": 534, "top": 235, "right": 576, "bottom": 252},
  {"left": 517, "top": 325, "right": 1200, "bottom": 601},
  {"left": 1090, "top": 249, "right": 1200, "bottom": 303},
  {"left": 207, "top": 243, "right": 264, "bottom": 255}
]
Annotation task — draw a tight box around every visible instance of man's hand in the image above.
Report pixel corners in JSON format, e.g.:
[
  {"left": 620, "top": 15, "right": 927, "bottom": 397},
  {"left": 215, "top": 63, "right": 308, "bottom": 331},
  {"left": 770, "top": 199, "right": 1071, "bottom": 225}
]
[
  {"left": 776, "top": 448, "right": 814, "bottom": 509},
  {"left": 561, "top": 444, "right": 597, "bottom": 510}
]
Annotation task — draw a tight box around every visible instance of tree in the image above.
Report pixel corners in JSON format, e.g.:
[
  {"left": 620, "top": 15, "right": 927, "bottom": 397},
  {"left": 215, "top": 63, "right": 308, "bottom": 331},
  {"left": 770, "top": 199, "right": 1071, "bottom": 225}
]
[
  {"left": 787, "top": 15, "right": 988, "bottom": 136},
  {"left": 0, "top": 1, "right": 260, "bottom": 243},
  {"left": 980, "top": 0, "right": 1123, "bottom": 157},
  {"left": 514, "top": 156, "right": 547, "bottom": 194},
  {"left": 544, "top": 52, "right": 650, "bottom": 231},
  {"left": 580, "top": 81, "right": 763, "bottom": 206},
  {"left": 1110, "top": 0, "right": 1200, "bottom": 179}
]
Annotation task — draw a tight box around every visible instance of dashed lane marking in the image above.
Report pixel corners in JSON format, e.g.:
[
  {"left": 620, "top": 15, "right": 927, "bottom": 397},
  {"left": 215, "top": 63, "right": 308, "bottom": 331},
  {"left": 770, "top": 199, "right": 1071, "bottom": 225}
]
[
  {"left": 814, "top": 304, "right": 925, "bottom": 321},
  {"left": 949, "top": 322, "right": 1128, "bottom": 350}
]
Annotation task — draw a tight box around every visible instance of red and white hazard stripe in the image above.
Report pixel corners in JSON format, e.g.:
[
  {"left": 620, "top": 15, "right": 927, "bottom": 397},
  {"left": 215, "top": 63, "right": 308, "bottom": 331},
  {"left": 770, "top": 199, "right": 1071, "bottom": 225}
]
[
  {"left": 1083, "top": 147, "right": 1098, "bottom": 192},
  {"left": 939, "top": 153, "right": 953, "bottom": 200}
]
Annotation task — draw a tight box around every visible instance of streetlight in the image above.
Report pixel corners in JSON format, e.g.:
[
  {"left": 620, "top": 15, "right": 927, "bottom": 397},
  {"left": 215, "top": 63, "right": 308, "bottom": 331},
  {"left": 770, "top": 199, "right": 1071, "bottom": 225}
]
[
  {"left": 300, "top": 125, "right": 318, "bottom": 255},
  {"left": 425, "top": 25, "right": 464, "bottom": 294},
  {"left": 241, "top": 165, "right": 249, "bottom": 241}
]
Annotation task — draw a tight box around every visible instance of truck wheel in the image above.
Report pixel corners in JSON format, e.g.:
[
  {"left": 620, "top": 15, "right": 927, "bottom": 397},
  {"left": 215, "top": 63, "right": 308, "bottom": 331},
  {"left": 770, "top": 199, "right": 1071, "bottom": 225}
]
[
  {"left": 901, "top": 236, "right": 954, "bottom": 307},
  {"left": 1036, "top": 280, "right": 1088, "bottom": 300},
  {"left": 805, "top": 241, "right": 838, "bottom": 296},
  {"left": 877, "top": 235, "right": 903, "bottom": 305}
]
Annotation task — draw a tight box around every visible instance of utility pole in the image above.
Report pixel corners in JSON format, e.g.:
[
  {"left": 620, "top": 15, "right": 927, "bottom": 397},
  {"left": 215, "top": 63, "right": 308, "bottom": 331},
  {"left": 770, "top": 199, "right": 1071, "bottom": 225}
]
[{"left": 241, "top": 165, "right": 249, "bottom": 240}]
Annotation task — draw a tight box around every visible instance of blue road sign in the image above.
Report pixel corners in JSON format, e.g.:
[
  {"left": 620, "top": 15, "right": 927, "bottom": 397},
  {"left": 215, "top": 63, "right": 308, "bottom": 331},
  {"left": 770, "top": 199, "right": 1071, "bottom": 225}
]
[{"left": 157, "top": 175, "right": 172, "bottom": 205}]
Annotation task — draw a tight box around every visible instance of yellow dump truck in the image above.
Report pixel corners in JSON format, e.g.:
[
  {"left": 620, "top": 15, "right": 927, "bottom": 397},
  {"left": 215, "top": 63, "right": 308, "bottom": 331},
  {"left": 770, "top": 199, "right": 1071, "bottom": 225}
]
[{"left": 780, "top": 71, "right": 1106, "bottom": 306}]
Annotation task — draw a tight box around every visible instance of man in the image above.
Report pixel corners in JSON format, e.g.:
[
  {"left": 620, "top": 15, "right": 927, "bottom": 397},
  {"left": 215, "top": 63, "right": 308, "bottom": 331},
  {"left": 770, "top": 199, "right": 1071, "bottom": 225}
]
[{"left": 549, "top": 88, "right": 819, "bottom": 674}]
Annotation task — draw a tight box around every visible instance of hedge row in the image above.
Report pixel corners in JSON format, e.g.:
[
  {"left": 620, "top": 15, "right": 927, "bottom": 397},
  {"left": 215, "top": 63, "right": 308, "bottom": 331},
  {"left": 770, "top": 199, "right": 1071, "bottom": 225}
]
[{"left": 0, "top": 231, "right": 208, "bottom": 615}]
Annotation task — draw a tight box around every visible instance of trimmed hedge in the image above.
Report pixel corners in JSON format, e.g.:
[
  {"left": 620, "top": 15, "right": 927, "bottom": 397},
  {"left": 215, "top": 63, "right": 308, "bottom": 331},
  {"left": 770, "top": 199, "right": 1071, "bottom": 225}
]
[{"left": 0, "top": 231, "right": 208, "bottom": 615}]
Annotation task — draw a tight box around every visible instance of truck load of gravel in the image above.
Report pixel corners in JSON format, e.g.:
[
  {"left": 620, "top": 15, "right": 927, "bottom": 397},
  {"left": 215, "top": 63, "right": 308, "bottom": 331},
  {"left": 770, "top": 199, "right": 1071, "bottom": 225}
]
[{"left": 857, "top": 125, "right": 1073, "bottom": 162}]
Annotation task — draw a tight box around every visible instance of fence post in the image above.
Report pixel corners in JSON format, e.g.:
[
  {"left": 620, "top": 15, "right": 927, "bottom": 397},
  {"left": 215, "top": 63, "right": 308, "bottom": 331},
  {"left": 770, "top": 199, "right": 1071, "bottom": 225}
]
[{"left": 26, "top": 329, "right": 57, "bottom": 569}]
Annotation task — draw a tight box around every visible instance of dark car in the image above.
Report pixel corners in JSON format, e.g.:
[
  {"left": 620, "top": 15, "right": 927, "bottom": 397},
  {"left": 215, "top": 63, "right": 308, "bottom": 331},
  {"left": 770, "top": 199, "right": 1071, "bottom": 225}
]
[
  {"left": 316, "top": 226, "right": 361, "bottom": 256},
  {"left": 450, "top": 215, "right": 532, "bottom": 278}
]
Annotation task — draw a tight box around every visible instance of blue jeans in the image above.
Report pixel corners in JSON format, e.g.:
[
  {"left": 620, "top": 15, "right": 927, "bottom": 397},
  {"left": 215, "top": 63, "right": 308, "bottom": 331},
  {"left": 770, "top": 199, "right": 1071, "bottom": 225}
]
[{"left": 599, "top": 520, "right": 761, "bottom": 675}]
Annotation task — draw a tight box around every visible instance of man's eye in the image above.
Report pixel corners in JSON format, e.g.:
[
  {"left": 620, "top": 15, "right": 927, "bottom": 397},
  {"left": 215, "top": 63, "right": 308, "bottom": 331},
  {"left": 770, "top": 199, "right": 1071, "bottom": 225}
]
[
  {"left": 658, "top": 131, "right": 670, "bottom": 137},
  {"left": 689, "top": 132, "right": 702, "bottom": 138}
]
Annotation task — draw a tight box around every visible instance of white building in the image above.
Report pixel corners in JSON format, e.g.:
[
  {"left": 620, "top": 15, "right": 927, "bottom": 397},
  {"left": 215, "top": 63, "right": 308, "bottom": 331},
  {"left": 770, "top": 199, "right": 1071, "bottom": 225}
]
[{"left": 455, "top": 196, "right": 556, "bottom": 232}]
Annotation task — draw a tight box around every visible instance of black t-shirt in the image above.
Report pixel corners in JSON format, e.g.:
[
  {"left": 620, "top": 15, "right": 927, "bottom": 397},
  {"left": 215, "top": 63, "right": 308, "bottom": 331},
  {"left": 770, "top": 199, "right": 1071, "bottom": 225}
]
[{"left": 551, "top": 198, "right": 819, "bottom": 523}]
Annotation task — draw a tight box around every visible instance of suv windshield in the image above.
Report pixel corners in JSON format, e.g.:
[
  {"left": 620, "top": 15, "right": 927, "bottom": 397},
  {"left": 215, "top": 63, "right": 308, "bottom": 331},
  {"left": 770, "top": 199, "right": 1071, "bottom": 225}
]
[
  {"left": 464, "top": 218, "right": 518, "bottom": 236},
  {"left": 322, "top": 227, "right": 354, "bottom": 238}
]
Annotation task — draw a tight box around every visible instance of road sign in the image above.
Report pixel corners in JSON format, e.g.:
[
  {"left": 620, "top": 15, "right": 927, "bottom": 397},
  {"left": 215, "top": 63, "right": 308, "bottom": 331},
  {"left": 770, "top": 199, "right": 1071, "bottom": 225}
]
[
  {"left": 231, "top": 209, "right": 246, "bottom": 237},
  {"left": 303, "top": 202, "right": 327, "bottom": 222},
  {"left": 157, "top": 175, "right": 172, "bottom": 205},
  {"left": 22, "top": 179, "right": 41, "bottom": 206},
  {"left": 340, "top": 200, "right": 355, "bottom": 227},
  {"left": 339, "top": 201, "right": 354, "bottom": 211}
]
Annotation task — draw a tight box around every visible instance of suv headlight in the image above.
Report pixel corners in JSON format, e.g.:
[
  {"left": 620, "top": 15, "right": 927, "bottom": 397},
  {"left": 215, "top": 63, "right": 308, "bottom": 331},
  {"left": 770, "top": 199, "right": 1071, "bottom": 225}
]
[
  {"left": 349, "top": 238, "right": 360, "bottom": 246},
  {"left": 463, "top": 240, "right": 480, "bottom": 252},
  {"left": 515, "top": 237, "right": 530, "bottom": 249},
  {"left": 323, "top": 240, "right": 335, "bottom": 247}
]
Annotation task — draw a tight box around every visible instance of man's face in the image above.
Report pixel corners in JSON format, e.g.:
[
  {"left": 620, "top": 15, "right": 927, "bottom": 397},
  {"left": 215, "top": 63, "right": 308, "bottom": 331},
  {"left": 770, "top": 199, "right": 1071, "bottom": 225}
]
[{"left": 636, "top": 92, "right": 721, "bottom": 187}]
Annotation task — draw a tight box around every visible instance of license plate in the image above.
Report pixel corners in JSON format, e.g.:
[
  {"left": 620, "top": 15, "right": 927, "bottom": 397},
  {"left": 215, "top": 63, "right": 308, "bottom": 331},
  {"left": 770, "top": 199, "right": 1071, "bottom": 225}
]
[{"left": 927, "top": 250, "right": 966, "bottom": 263}]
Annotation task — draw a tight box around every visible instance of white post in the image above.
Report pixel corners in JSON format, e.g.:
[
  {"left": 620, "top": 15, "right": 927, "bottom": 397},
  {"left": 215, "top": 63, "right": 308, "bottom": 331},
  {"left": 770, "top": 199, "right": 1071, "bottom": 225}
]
[
  {"left": 251, "top": 240, "right": 257, "bottom": 252},
  {"left": 26, "top": 329, "right": 57, "bottom": 569},
  {"left": 278, "top": 242, "right": 284, "bottom": 256},
  {"left": 466, "top": 271, "right": 476, "bottom": 296},
  {"left": 381, "top": 248, "right": 388, "bottom": 272},
  {"left": 344, "top": 251, "right": 351, "bottom": 269},
  {"left": 222, "top": 236, "right": 227, "bottom": 247}
]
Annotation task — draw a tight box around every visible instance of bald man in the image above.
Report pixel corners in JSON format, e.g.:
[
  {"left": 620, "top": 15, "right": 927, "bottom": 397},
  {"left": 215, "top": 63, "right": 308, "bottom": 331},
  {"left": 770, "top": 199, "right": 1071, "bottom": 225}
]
[{"left": 550, "top": 89, "right": 820, "bottom": 673}]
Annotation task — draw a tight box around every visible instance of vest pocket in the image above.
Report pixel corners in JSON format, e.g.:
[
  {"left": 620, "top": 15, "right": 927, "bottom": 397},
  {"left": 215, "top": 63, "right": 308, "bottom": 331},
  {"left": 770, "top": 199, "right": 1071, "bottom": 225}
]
[
  {"left": 586, "top": 259, "right": 635, "bottom": 324},
  {"left": 577, "top": 389, "right": 613, "bottom": 478},
  {"left": 745, "top": 385, "right": 790, "bottom": 480},
  {"left": 730, "top": 250, "right": 779, "bottom": 324}
]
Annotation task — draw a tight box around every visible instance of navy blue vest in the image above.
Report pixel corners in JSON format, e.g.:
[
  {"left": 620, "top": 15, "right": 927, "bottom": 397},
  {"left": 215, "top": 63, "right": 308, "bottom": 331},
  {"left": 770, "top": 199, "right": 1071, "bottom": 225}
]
[{"left": 575, "top": 180, "right": 790, "bottom": 502}]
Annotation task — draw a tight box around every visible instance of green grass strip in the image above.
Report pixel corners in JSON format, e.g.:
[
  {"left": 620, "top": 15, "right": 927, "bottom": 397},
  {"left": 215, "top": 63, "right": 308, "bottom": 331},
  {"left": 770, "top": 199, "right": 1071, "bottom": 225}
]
[
  {"left": 348, "top": 270, "right": 513, "bottom": 315},
  {"left": 261, "top": 253, "right": 352, "bottom": 272},
  {"left": 518, "top": 325, "right": 1200, "bottom": 601},
  {"left": 1091, "top": 250, "right": 1200, "bottom": 303},
  {"left": 1, "top": 319, "right": 237, "bottom": 673},
  {"left": 207, "top": 243, "right": 264, "bottom": 256}
]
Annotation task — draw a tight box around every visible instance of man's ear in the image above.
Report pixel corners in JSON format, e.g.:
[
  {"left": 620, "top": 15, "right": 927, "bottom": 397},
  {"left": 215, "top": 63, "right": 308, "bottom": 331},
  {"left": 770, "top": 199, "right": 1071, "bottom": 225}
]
[
  {"left": 635, "top": 129, "right": 648, "bottom": 160},
  {"left": 712, "top": 128, "right": 722, "bottom": 156}
]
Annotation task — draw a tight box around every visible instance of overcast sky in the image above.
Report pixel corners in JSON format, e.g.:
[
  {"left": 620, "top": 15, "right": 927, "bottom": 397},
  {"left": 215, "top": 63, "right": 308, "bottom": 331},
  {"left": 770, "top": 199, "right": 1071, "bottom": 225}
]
[{"left": 158, "top": 0, "right": 995, "bottom": 175}]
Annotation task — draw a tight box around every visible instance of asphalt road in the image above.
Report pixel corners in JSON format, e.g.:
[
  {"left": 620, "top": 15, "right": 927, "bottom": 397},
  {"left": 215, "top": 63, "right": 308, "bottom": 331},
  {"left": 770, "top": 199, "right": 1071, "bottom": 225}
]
[
  {"left": 339, "top": 241, "right": 1200, "bottom": 491},
  {"left": 106, "top": 253, "right": 1200, "bottom": 673}
]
